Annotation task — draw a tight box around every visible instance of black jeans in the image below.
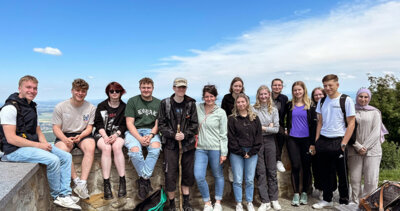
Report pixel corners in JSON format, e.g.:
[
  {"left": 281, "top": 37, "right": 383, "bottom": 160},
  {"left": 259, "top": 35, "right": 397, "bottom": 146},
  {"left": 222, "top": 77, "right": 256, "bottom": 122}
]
[
  {"left": 315, "top": 135, "right": 349, "bottom": 203},
  {"left": 287, "top": 136, "right": 311, "bottom": 193},
  {"left": 275, "top": 126, "right": 286, "bottom": 162}
]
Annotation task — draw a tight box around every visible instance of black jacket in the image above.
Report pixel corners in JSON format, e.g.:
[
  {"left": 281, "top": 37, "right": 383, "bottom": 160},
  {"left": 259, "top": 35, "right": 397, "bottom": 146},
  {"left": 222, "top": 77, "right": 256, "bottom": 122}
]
[
  {"left": 285, "top": 101, "right": 317, "bottom": 144},
  {"left": 94, "top": 99, "right": 127, "bottom": 138},
  {"left": 221, "top": 93, "right": 235, "bottom": 117},
  {"left": 228, "top": 115, "right": 262, "bottom": 157},
  {"left": 0, "top": 93, "right": 39, "bottom": 155},
  {"left": 273, "top": 94, "right": 289, "bottom": 131},
  {"left": 157, "top": 94, "right": 198, "bottom": 152}
]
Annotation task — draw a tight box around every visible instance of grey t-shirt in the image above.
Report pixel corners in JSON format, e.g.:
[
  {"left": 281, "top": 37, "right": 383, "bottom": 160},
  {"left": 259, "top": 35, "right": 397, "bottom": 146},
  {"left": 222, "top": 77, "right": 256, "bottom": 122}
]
[{"left": 52, "top": 99, "right": 96, "bottom": 133}]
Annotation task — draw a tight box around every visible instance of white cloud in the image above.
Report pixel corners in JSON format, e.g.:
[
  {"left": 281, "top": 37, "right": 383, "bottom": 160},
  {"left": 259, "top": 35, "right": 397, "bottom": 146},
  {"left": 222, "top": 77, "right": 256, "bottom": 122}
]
[
  {"left": 294, "top": 9, "right": 311, "bottom": 16},
  {"left": 149, "top": 1, "right": 400, "bottom": 97},
  {"left": 33, "top": 47, "right": 62, "bottom": 56},
  {"left": 88, "top": 76, "right": 94, "bottom": 79}
]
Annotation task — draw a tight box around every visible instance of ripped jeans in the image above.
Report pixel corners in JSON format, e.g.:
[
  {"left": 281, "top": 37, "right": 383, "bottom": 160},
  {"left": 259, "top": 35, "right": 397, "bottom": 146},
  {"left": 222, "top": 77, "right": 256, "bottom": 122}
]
[{"left": 124, "top": 128, "right": 161, "bottom": 179}]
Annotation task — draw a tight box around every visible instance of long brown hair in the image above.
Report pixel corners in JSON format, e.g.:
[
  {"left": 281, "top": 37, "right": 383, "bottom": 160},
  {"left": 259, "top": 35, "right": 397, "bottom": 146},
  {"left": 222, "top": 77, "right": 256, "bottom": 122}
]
[
  {"left": 231, "top": 93, "right": 257, "bottom": 121},
  {"left": 229, "top": 77, "right": 245, "bottom": 94},
  {"left": 253, "top": 85, "right": 274, "bottom": 114}
]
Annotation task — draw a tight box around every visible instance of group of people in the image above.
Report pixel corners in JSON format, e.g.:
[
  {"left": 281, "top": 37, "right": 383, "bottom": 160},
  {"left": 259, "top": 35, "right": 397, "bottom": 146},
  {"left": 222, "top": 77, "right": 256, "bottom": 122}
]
[{"left": 0, "top": 74, "right": 387, "bottom": 211}]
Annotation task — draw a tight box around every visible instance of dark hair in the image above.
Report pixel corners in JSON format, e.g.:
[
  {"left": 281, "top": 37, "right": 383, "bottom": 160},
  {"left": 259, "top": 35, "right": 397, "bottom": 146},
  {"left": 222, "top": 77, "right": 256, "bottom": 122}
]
[
  {"left": 105, "top": 81, "right": 126, "bottom": 100},
  {"left": 271, "top": 78, "right": 283, "bottom": 87},
  {"left": 202, "top": 84, "right": 218, "bottom": 98},
  {"left": 72, "top": 78, "right": 89, "bottom": 90},
  {"left": 139, "top": 77, "right": 154, "bottom": 87},
  {"left": 229, "top": 77, "right": 244, "bottom": 93},
  {"left": 322, "top": 74, "right": 338, "bottom": 83},
  {"left": 311, "top": 87, "right": 326, "bottom": 105}
]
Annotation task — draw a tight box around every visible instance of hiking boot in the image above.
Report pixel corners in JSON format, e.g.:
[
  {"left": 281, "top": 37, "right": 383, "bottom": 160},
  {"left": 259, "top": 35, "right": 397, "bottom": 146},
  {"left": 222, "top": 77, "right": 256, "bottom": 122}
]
[
  {"left": 183, "top": 198, "right": 193, "bottom": 211},
  {"left": 258, "top": 202, "right": 271, "bottom": 211},
  {"left": 54, "top": 195, "right": 82, "bottom": 210},
  {"left": 103, "top": 179, "right": 113, "bottom": 200},
  {"left": 137, "top": 178, "right": 148, "bottom": 200},
  {"left": 291, "top": 193, "right": 300, "bottom": 206},
  {"left": 300, "top": 192, "right": 308, "bottom": 205},
  {"left": 167, "top": 199, "right": 176, "bottom": 211},
  {"left": 145, "top": 178, "right": 153, "bottom": 193},
  {"left": 118, "top": 176, "right": 126, "bottom": 198},
  {"left": 73, "top": 182, "right": 90, "bottom": 199}
]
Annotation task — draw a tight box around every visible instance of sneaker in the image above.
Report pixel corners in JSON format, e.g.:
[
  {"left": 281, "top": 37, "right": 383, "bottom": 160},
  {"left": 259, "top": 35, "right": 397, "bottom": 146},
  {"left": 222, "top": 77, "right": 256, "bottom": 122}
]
[
  {"left": 271, "top": 200, "right": 281, "bottom": 210},
  {"left": 276, "top": 161, "right": 286, "bottom": 172},
  {"left": 247, "top": 202, "right": 255, "bottom": 211},
  {"left": 54, "top": 196, "right": 82, "bottom": 210},
  {"left": 312, "top": 200, "right": 333, "bottom": 209},
  {"left": 137, "top": 178, "right": 148, "bottom": 200},
  {"left": 203, "top": 204, "right": 213, "bottom": 211},
  {"left": 73, "top": 182, "right": 90, "bottom": 199},
  {"left": 258, "top": 202, "right": 271, "bottom": 211},
  {"left": 292, "top": 193, "right": 300, "bottom": 206},
  {"left": 183, "top": 198, "right": 193, "bottom": 211},
  {"left": 236, "top": 203, "right": 243, "bottom": 211},
  {"left": 300, "top": 192, "right": 308, "bottom": 205},
  {"left": 213, "top": 203, "right": 223, "bottom": 211},
  {"left": 69, "top": 195, "right": 80, "bottom": 203}
]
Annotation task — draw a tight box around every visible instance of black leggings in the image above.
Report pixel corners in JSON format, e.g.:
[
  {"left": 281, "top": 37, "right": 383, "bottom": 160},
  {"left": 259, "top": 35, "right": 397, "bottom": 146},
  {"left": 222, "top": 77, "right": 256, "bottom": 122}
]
[{"left": 287, "top": 136, "right": 311, "bottom": 193}]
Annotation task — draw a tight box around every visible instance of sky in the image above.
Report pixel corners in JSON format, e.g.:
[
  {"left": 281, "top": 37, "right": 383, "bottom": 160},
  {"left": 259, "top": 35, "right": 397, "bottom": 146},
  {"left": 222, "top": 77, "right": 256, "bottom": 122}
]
[{"left": 1, "top": 0, "right": 399, "bottom": 102}]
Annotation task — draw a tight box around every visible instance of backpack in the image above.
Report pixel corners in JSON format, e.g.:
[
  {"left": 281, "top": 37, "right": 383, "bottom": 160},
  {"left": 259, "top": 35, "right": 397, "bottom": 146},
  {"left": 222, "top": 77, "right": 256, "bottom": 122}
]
[
  {"left": 320, "top": 94, "right": 357, "bottom": 145},
  {"left": 359, "top": 181, "right": 400, "bottom": 211},
  {"left": 133, "top": 188, "right": 167, "bottom": 211},
  {"left": 0, "top": 100, "right": 22, "bottom": 152}
]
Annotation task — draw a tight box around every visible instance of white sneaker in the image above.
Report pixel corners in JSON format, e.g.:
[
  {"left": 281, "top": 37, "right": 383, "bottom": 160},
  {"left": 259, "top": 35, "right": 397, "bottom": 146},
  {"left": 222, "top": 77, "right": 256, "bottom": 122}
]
[
  {"left": 204, "top": 204, "right": 213, "bottom": 211},
  {"left": 69, "top": 195, "right": 80, "bottom": 203},
  {"left": 271, "top": 200, "right": 281, "bottom": 210},
  {"left": 73, "top": 182, "right": 90, "bottom": 199},
  {"left": 236, "top": 203, "right": 243, "bottom": 211},
  {"left": 276, "top": 161, "right": 286, "bottom": 172},
  {"left": 213, "top": 203, "right": 223, "bottom": 211},
  {"left": 247, "top": 202, "right": 255, "bottom": 211},
  {"left": 258, "top": 202, "right": 271, "bottom": 211},
  {"left": 312, "top": 200, "right": 333, "bottom": 209},
  {"left": 54, "top": 196, "right": 82, "bottom": 210}
]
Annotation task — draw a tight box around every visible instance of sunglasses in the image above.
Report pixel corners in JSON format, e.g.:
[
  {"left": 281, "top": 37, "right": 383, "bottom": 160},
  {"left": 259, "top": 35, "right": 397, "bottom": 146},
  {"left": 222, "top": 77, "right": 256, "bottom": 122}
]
[{"left": 109, "top": 90, "right": 122, "bottom": 94}]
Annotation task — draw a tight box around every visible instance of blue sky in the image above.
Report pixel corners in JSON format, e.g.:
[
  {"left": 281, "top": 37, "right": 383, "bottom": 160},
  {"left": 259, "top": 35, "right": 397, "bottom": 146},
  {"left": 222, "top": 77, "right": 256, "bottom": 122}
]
[{"left": 1, "top": 0, "right": 399, "bottom": 101}]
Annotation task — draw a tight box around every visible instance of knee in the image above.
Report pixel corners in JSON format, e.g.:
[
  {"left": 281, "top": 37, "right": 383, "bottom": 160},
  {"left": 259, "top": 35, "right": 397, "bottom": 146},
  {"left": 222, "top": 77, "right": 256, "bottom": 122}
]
[
  {"left": 112, "top": 142, "right": 123, "bottom": 152},
  {"left": 130, "top": 146, "right": 140, "bottom": 153},
  {"left": 48, "top": 156, "right": 61, "bottom": 169},
  {"left": 151, "top": 141, "right": 160, "bottom": 149},
  {"left": 194, "top": 171, "right": 205, "bottom": 182},
  {"left": 102, "top": 145, "right": 112, "bottom": 154}
]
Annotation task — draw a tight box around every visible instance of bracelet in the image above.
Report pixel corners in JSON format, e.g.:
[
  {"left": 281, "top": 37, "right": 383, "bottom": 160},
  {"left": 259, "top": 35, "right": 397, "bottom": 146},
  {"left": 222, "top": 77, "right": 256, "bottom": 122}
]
[{"left": 150, "top": 133, "right": 155, "bottom": 137}]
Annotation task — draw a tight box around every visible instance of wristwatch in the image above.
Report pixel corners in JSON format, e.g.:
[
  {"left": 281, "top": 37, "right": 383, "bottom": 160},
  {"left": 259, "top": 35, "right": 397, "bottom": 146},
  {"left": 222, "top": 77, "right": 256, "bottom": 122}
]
[{"left": 341, "top": 143, "right": 347, "bottom": 148}]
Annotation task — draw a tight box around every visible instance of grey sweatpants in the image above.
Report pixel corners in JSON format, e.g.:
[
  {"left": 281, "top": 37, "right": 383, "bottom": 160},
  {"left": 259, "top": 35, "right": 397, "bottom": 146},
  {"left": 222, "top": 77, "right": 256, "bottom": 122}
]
[
  {"left": 256, "top": 135, "right": 279, "bottom": 203},
  {"left": 348, "top": 155, "right": 381, "bottom": 203}
]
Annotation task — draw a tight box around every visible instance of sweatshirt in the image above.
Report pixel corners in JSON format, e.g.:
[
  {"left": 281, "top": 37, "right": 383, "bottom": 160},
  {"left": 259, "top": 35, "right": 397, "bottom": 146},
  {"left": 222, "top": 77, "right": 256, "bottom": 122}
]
[{"left": 252, "top": 105, "right": 279, "bottom": 136}]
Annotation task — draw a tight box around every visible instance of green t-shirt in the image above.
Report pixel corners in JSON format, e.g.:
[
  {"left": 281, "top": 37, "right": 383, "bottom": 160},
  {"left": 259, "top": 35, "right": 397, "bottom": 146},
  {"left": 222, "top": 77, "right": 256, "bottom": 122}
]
[{"left": 125, "top": 95, "right": 161, "bottom": 129}]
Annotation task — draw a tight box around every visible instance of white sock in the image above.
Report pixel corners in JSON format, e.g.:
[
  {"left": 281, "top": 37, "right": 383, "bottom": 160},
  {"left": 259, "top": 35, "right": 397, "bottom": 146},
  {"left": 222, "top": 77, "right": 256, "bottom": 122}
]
[{"left": 73, "top": 177, "right": 81, "bottom": 185}]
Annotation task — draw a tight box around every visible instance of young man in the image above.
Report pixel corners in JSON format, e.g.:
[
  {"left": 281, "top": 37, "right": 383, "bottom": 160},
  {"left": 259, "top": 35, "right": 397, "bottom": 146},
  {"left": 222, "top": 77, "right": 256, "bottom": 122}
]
[
  {"left": 53, "top": 79, "right": 96, "bottom": 199},
  {"left": 0, "top": 75, "right": 81, "bottom": 209},
  {"left": 271, "top": 78, "right": 288, "bottom": 172},
  {"left": 124, "top": 77, "right": 161, "bottom": 200},
  {"left": 158, "top": 78, "right": 198, "bottom": 211},
  {"left": 312, "top": 74, "right": 355, "bottom": 209}
]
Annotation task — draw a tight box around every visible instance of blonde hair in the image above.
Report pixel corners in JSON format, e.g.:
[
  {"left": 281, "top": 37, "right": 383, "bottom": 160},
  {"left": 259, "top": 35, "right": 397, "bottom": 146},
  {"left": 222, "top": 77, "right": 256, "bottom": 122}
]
[
  {"left": 290, "top": 81, "right": 311, "bottom": 110},
  {"left": 231, "top": 93, "right": 257, "bottom": 121},
  {"left": 19, "top": 75, "right": 38, "bottom": 87},
  {"left": 253, "top": 85, "right": 274, "bottom": 114}
]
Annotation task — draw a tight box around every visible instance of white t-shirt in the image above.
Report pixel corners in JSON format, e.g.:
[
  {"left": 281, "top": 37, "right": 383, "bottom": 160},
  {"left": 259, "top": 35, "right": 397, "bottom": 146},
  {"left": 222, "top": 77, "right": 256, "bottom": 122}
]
[
  {"left": 52, "top": 99, "right": 96, "bottom": 133},
  {"left": 316, "top": 94, "right": 355, "bottom": 137},
  {"left": 0, "top": 105, "right": 18, "bottom": 125}
]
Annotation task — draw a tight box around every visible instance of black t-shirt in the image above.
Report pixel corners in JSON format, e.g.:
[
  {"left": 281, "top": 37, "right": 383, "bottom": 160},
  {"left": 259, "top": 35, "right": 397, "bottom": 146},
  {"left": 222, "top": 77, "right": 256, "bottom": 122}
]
[{"left": 173, "top": 100, "right": 185, "bottom": 129}]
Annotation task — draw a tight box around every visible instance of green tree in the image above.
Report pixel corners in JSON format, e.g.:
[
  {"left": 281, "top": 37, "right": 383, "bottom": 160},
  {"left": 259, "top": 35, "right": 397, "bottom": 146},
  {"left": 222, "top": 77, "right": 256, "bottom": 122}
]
[{"left": 367, "top": 74, "right": 400, "bottom": 145}]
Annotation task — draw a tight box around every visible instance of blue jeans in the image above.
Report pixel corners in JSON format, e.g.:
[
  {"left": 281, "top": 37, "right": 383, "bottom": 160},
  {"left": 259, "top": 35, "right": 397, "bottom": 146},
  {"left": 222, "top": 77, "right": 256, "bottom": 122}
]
[
  {"left": 124, "top": 128, "right": 161, "bottom": 179},
  {"left": 230, "top": 148, "right": 258, "bottom": 203},
  {"left": 194, "top": 149, "right": 225, "bottom": 202},
  {"left": 2, "top": 144, "right": 72, "bottom": 198}
]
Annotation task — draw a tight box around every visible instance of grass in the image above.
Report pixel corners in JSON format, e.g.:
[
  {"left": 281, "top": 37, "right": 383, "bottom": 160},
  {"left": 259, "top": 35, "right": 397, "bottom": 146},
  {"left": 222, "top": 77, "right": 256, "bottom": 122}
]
[{"left": 379, "top": 168, "right": 400, "bottom": 184}]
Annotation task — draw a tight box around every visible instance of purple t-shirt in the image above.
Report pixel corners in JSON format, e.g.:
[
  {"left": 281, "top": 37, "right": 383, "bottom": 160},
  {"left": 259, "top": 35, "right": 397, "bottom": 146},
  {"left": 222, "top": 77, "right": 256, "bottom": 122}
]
[{"left": 289, "top": 105, "right": 309, "bottom": 138}]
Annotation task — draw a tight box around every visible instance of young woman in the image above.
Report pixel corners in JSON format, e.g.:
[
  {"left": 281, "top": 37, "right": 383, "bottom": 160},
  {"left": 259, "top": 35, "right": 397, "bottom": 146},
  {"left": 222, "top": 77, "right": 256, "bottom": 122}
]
[
  {"left": 194, "top": 85, "right": 228, "bottom": 211},
  {"left": 310, "top": 87, "right": 325, "bottom": 199},
  {"left": 285, "top": 81, "right": 314, "bottom": 206},
  {"left": 253, "top": 85, "right": 282, "bottom": 211},
  {"left": 93, "top": 82, "right": 127, "bottom": 200},
  {"left": 228, "top": 93, "right": 262, "bottom": 211},
  {"left": 221, "top": 77, "right": 245, "bottom": 117},
  {"left": 348, "top": 88, "right": 388, "bottom": 204}
]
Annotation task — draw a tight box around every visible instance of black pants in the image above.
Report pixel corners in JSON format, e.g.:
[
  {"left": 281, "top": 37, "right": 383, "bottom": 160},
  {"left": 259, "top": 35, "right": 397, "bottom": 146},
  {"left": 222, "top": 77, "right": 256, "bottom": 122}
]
[
  {"left": 312, "top": 152, "right": 323, "bottom": 190},
  {"left": 275, "top": 126, "right": 286, "bottom": 162},
  {"left": 315, "top": 135, "right": 349, "bottom": 203},
  {"left": 163, "top": 148, "right": 195, "bottom": 192},
  {"left": 287, "top": 136, "right": 311, "bottom": 193}
]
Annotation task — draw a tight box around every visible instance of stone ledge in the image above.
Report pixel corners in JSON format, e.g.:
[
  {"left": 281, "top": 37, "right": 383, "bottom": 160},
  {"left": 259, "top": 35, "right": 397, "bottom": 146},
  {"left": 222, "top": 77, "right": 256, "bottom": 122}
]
[{"left": 0, "top": 162, "right": 40, "bottom": 210}]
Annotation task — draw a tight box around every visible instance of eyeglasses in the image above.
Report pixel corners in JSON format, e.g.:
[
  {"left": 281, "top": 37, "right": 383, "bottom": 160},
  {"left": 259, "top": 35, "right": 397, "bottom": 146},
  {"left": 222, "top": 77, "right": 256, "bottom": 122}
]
[{"left": 109, "top": 90, "right": 121, "bottom": 94}]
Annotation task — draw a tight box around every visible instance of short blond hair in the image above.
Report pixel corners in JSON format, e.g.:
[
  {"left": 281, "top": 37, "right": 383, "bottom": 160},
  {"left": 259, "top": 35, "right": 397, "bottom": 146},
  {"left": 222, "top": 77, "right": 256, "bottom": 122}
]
[{"left": 19, "top": 75, "right": 38, "bottom": 87}]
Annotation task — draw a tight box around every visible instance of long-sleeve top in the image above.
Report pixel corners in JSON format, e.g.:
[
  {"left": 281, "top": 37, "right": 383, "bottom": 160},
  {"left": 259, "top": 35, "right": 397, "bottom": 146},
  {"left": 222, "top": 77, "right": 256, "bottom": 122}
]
[
  {"left": 196, "top": 103, "right": 228, "bottom": 156},
  {"left": 221, "top": 93, "right": 235, "bottom": 117},
  {"left": 252, "top": 105, "right": 279, "bottom": 136},
  {"left": 228, "top": 115, "right": 262, "bottom": 157},
  {"left": 348, "top": 109, "right": 382, "bottom": 157}
]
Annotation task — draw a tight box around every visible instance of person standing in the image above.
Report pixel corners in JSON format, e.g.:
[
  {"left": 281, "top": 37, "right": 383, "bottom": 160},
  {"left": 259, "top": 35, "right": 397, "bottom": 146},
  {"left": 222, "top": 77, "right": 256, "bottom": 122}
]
[
  {"left": 253, "top": 85, "right": 282, "bottom": 211},
  {"left": 158, "top": 78, "right": 198, "bottom": 211},
  {"left": 53, "top": 79, "right": 96, "bottom": 199},
  {"left": 312, "top": 74, "right": 355, "bottom": 209},
  {"left": 124, "top": 77, "right": 161, "bottom": 200},
  {"left": 228, "top": 93, "right": 262, "bottom": 211},
  {"left": 194, "top": 85, "right": 227, "bottom": 211},
  {"left": 94, "top": 82, "right": 127, "bottom": 200},
  {"left": 348, "top": 88, "right": 388, "bottom": 204},
  {"left": 0, "top": 75, "right": 81, "bottom": 209},
  {"left": 221, "top": 77, "right": 245, "bottom": 117},
  {"left": 285, "top": 81, "right": 314, "bottom": 206},
  {"left": 271, "top": 78, "right": 288, "bottom": 173}
]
